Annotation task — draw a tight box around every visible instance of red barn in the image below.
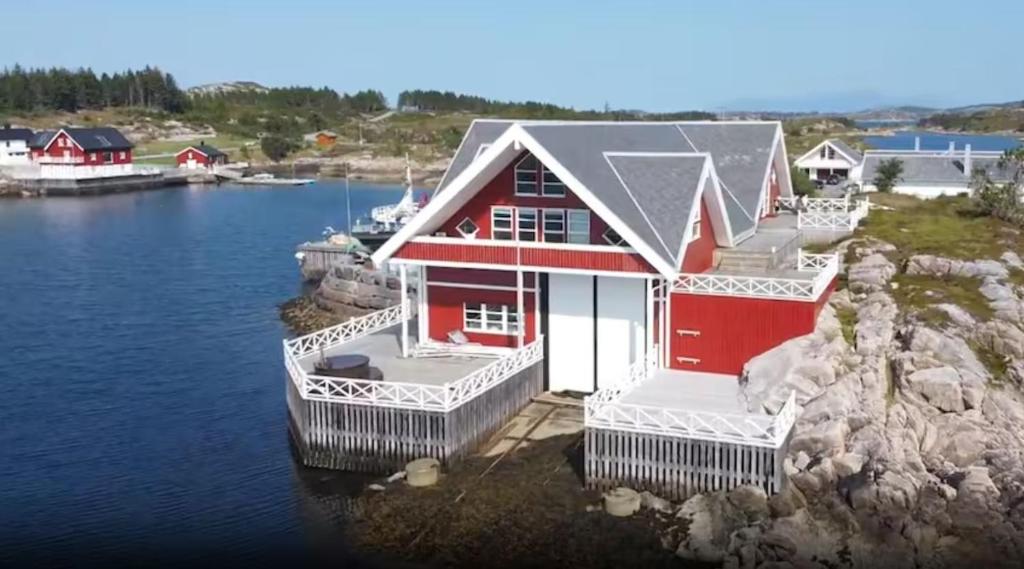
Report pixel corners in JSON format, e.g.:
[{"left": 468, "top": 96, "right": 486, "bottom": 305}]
[
  {"left": 175, "top": 142, "right": 228, "bottom": 170},
  {"left": 372, "top": 120, "right": 836, "bottom": 391},
  {"left": 30, "top": 127, "right": 134, "bottom": 178}
]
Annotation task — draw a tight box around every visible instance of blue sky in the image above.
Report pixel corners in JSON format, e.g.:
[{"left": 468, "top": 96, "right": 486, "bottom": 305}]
[{"left": 3, "top": 0, "right": 1022, "bottom": 112}]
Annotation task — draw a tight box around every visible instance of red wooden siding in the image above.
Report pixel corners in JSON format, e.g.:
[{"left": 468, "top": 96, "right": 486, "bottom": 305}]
[
  {"left": 32, "top": 132, "right": 132, "bottom": 165},
  {"left": 668, "top": 278, "right": 835, "bottom": 375},
  {"left": 437, "top": 152, "right": 610, "bottom": 244},
  {"left": 397, "top": 241, "right": 656, "bottom": 274},
  {"left": 427, "top": 285, "right": 536, "bottom": 348},
  {"left": 680, "top": 199, "right": 716, "bottom": 273},
  {"left": 177, "top": 148, "right": 211, "bottom": 167},
  {"left": 427, "top": 267, "right": 536, "bottom": 286}
]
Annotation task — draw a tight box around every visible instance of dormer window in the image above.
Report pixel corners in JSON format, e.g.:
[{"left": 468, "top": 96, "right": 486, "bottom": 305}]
[
  {"left": 602, "top": 227, "right": 627, "bottom": 246},
  {"left": 457, "top": 217, "right": 479, "bottom": 238},
  {"left": 515, "top": 155, "right": 539, "bottom": 196}
]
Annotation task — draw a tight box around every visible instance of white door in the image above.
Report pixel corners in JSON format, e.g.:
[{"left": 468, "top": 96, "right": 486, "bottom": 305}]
[
  {"left": 596, "top": 277, "right": 646, "bottom": 388},
  {"left": 547, "top": 273, "right": 594, "bottom": 393}
]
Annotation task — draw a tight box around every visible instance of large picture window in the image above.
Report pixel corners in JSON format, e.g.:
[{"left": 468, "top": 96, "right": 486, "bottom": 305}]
[
  {"left": 515, "top": 155, "right": 539, "bottom": 196},
  {"left": 492, "top": 207, "right": 514, "bottom": 240},
  {"left": 543, "top": 209, "right": 566, "bottom": 243},
  {"left": 464, "top": 303, "right": 520, "bottom": 335},
  {"left": 566, "top": 210, "right": 590, "bottom": 244}
]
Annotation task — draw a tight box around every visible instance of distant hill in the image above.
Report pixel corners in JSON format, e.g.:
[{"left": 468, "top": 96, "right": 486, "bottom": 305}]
[{"left": 187, "top": 81, "right": 269, "bottom": 97}]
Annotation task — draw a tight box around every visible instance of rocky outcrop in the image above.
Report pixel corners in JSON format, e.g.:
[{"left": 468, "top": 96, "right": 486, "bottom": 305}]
[
  {"left": 670, "top": 244, "right": 1024, "bottom": 568},
  {"left": 316, "top": 264, "right": 407, "bottom": 312}
]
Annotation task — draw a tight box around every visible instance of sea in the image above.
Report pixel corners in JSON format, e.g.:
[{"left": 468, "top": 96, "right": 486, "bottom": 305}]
[
  {"left": 0, "top": 181, "right": 429, "bottom": 567},
  {"left": 862, "top": 130, "right": 1023, "bottom": 152}
]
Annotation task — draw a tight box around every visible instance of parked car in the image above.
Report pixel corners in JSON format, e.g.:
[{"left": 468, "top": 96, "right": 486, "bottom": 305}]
[
  {"left": 826, "top": 174, "right": 842, "bottom": 185},
  {"left": 813, "top": 179, "right": 825, "bottom": 190}
]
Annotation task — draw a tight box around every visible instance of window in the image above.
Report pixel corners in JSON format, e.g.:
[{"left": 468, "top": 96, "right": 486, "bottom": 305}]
[
  {"left": 602, "top": 227, "right": 627, "bottom": 246},
  {"left": 120, "top": 151, "right": 127, "bottom": 160},
  {"left": 102, "top": 151, "right": 113, "bottom": 164},
  {"left": 492, "top": 207, "right": 514, "bottom": 240},
  {"left": 464, "top": 303, "right": 519, "bottom": 335},
  {"left": 566, "top": 210, "right": 590, "bottom": 244},
  {"left": 515, "top": 155, "right": 539, "bottom": 196},
  {"left": 818, "top": 146, "right": 826, "bottom": 159},
  {"left": 827, "top": 147, "right": 836, "bottom": 160},
  {"left": 517, "top": 208, "right": 537, "bottom": 242},
  {"left": 543, "top": 209, "right": 565, "bottom": 243},
  {"left": 690, "top": 204, "right": 702, "bottom": 242},
  {"left": 541, "top": 166, "right": 566, "bottom": 197},
  {"left": 457, "top": 217, "right": 479, "bottom": 238}
]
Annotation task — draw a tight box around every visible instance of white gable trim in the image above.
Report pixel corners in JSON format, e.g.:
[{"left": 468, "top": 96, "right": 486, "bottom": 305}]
[
  {"left": 752, "top": 125, "right": 784, "bottom": 230},
  {"left": 794, "top": 139, "right": 860, "bottom": 167},
  {"left": 175, "top": 146, "right": 209, "bottom": 158},
  {"left": 672, "top": 159, "right": 710, "bottom": 270},
  {"left": 702, "top": 160, "right": 735, "bottom": 248},
  {"left": 777, "top": 129, "right": 795, "bottom": 198},
  {"left": 372, "top": 124, "right": 679, "bottom": 278},
  {"left": 42, "top": 128, "right": 84, "bottom": 153}
]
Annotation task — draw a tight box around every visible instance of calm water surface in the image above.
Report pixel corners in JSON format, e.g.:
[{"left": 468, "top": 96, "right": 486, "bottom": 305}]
[
  {"left": 0, "top": 181, "right": 425, "bottom": 567},
  {"left": 864, "top": 130, "right": 1022, "bottom": 151}
]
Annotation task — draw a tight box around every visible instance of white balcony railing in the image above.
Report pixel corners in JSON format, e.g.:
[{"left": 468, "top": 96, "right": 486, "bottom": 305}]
[
  {"left": 584, "top": 357, "right": 798, "bottom": 448},
  {"left": 675, "top": 250, "right": 838, "bottom": 301},
  {"left": 283, "top": 304, "right": 543, "bottom": 412}
]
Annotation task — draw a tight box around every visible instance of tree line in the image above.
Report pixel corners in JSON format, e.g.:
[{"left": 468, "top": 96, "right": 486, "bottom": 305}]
[
  {"left": 397, "top": 89, "right": 715, "bottom": 121},
  {"left": 0, "top": 65, "right": 188, "bottom": 113}
]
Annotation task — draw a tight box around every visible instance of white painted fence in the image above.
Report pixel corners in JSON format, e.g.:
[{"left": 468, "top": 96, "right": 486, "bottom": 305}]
[{"left": 673, "top": 251, "right": 838, "bottom": 301}]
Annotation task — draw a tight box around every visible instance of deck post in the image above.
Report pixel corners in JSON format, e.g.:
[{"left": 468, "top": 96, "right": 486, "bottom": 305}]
[
  {"left": 418, "top": 265, "right": 428, "bottom": 345},
  {"left": 400, "top": 263, "right": 409, "bottom": 358},
  {"left": 646, "top": 278, "right": 655, "bottom": 354}
]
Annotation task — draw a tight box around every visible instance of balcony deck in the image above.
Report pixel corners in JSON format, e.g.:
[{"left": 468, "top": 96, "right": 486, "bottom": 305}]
[{"left": 619, "top": 369, "right": 746, "bottom": 415}]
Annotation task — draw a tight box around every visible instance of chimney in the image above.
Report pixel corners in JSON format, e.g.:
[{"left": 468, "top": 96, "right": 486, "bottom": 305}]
[
  {"left": 964, "top": 144, "right": 973, "bottom": 176},
  {"left": 914, "top": 136, "right": 921, "bottom": 151},
  {"left": 948, "top": 141, "right": 956, "bottom": 154}
]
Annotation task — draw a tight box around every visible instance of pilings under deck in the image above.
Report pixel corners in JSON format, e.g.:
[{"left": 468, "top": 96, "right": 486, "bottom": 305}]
[
  {"left": 584, "top": 428, "right": 790, "bottom": 499},
  {"left": 287, "top": 361, "right": 544, "bottom": 473}
]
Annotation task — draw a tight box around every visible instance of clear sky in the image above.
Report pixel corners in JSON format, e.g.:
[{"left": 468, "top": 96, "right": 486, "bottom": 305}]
[{"left": 3, "top": 0, "right": 1022, "bottom": 112}]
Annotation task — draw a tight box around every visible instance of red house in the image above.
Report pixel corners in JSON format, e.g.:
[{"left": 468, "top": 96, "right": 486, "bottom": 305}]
[
  {"left": 30, "top": 127, "right": 134, "bottom": 178},
  {"left": 175, "top": 142, "right": 228, "bottom": 170},
  {"left": 372, "top": 120, "right": 835, "bottom": 392}
]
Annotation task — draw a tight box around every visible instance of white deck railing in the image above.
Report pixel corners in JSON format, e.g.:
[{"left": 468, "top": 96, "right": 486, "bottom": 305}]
[
  {"left": 777, "top": 195, "right": 870, "bottom": 231},
  {"left": 673, "top": 251, "right": 837, "bottom": 301},
  {"left": 584, "top": 360, "right": 798, "bottom": 448},
  {"left": 283, "top": 305, "right": 543, "bottom": 412}
]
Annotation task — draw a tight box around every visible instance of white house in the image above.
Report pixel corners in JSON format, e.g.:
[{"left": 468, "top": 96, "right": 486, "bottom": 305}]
[
  {"left": 851, "top": 144, "right": 1012, "bottom": 198},
  {"left": 793, "top": 139, "right": 863, "bottom": 181},
  {"left": 0, "top": 125, "right": 34, "bottom": 166}
]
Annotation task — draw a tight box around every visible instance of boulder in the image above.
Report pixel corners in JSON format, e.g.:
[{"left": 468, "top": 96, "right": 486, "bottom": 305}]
[
  {"left": 727, "top": 485, "right": 769, "bottom": 522},
  {"left": 849, "top": 253, "right": 897, "bottom": 291},
  {"left": 903, "top": 366, "right": 965, "bottom": 413},
  {"left": 1001, "top": 250, "right": 1024, "bottom": 270},
  {"left": 789, "top": 418, "right": 849, "bottom": 457}
]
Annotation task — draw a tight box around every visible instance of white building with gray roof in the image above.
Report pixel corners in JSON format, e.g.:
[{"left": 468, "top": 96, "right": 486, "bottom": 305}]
[
  {"left": 851, "top": 144, "right": 1013, "bottom": 198},
  {"left": 793, "top": 138, "right": 863, "bottom": 181}
]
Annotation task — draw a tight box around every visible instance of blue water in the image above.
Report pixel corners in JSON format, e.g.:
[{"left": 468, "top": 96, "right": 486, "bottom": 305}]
[
  {"left": 864, "top": 130, "right": 1022, "bottom": 152},
  {"left": 0, "top": 182, "right": 426, "bottom": 567}
]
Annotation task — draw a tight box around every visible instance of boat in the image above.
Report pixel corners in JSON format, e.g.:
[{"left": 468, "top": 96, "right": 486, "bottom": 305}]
[
  {"left": 349, "top": 156, "right": 424, "bottom": 247},
  {"left": 236, "top": 172, "right": 315, "bottom": 186}
]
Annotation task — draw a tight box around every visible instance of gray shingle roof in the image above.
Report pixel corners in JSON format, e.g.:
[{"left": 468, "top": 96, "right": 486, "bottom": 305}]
[
  {"left": 190, "top": 143, "right": 226, "bottom": 158},
  {"left": 829, "top": 139, "right": 863, "bottom": 163},
  {"left": 605, "top": 153, "right": 708, "bottom": 262},
  {"left": 31, "top": 127, "right": 133, "bottom": 151},
  {"left": 435, "top": 119, "right": 782, "bottom": 262},
  {"left": 860, "top": 153, "right": 1014, "bottom": 186}
]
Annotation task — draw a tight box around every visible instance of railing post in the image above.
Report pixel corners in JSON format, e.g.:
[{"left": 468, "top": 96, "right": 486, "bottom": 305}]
[{"left": 399, "top": 264, "right": 409, "bottom": 358}]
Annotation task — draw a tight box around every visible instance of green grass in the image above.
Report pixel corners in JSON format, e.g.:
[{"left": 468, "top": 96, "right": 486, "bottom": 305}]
[
  {"left": 972, "top": 340, "right": 1011, "bottom": 385},
  {"left": 836, "top": 305, "right": 858, "bottom": 346},
  {"left": 856, "top": 194, "right": 1024, "bottom": 262},
  {"left": 134, "top": 134, "right": 254, "bottom": 157},
  {"left": 890, "top": 273, "right": 995, "bottom": 322}
]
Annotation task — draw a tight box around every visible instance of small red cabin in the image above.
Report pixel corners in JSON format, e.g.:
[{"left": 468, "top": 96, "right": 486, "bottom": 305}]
[{"left": 176, "top": 143, "right": 228, "bottom": 170}]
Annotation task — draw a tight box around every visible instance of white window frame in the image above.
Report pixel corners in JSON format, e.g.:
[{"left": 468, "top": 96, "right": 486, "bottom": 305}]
[
  {"left": 463, "top": 302, "right": 519, "bottom": 335},
  {"left": 517, "top": 207, "right": 538, "bottom": 242},
  {"left": 542, "top": 209, "right": 566, "bottom": 243},
  {"left": 120, "top": 151, "right": 127, "bottom": 160},
  {"left": 566, "top": 209, "right": 590, "bottom": 244},
  {"left": 541, "top": 165, "right": 567, "bottom": 197},
  {"left": 491, "top": 206, "right": 515, "bottom": 240},
  {"left": 602, "top": 227, "right": 627, "bottom": 246},
  {"left": 456, "top": 217, "right": 479, "bottom": 239},
  {"left": 690, "top": 203, "right": 702, "bottom": 242},
  {"left": 514, "top": 155, "right": 539, "bottom": 196}
]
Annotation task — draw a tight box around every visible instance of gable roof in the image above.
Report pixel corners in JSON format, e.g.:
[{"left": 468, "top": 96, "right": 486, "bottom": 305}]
[
  {"left": 377, "top": 120, "right": 785, "bottom": 276},
  {"left": 177, "top": 143, "right": 226, "bottom": 159},
  {"left": 437, "top": 120, "right": 783, "bottom": 237},
  {"left": 0, "top": 127, "right": 33, "bottom": 142},
  {"left": 32, "top": 127, "right": 133, "bottom": 151},
  {"left": 795, "top": 139, "right": 863, "bottom": 167}
]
